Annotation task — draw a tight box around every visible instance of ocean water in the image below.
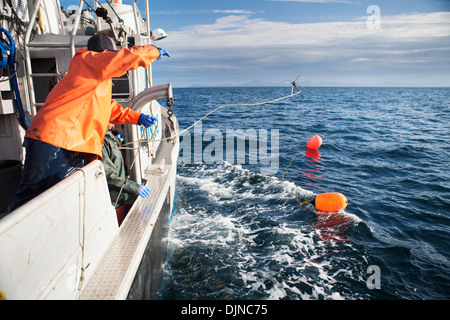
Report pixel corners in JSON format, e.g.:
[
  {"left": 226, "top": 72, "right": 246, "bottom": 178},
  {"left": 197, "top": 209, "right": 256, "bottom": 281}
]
[{"left": 159, "top": 87, "right": 450, "bottom": 300}]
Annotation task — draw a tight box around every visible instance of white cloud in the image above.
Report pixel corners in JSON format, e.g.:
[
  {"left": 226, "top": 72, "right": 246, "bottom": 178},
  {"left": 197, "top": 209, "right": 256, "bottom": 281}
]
[
  {"left": 165, "top": 12, "right": 450, "bottom": 54},
  {"left": 155, "top": 12, "right": 450, "bottom": 86},
  {"left": 153, "top": 9, "right": 259, "bottom": 15},
  {"left": 212, "top": 10, "right": 260, "bottom": 15}
]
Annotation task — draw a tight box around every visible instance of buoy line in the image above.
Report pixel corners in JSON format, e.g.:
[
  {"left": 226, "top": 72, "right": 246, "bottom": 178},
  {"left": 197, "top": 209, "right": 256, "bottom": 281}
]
[
  {"left": 119, "top": 91, "right": 303, "bottom": 150},
  {"left": 282, "top": 135, "right": 348, "bottom": 212},
  {"left": 114, "top": 90, "right": 302, "bottom": 206},
  {"left": 115, "top": 91, "right": 348, "bottom": 212}
]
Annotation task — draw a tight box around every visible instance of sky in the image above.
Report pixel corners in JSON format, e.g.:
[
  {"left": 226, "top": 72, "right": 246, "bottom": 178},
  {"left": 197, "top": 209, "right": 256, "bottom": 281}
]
[{"left": 62, "top": 0, "right": 450, "bottom": 87}]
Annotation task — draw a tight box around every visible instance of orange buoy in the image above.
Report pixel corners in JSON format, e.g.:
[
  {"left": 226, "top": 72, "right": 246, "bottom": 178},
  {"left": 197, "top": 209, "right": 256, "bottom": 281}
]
[
  {"left": 314, "top": 192, "right": 348, "bottom": 212},
  {"left": 307, "top": 135, "right": 322, "bottom": 150}
]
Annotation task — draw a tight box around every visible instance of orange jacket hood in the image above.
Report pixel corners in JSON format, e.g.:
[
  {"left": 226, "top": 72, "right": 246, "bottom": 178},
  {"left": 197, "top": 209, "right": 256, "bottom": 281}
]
[{"left": 25, "top": 45, "right": 161, "bottom": 158}]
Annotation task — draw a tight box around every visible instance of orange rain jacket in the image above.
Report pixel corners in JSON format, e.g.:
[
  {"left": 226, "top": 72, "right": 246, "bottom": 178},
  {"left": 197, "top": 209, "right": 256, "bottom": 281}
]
[{"left": 25, "top": 45, "right": 161, "bottom": 159}]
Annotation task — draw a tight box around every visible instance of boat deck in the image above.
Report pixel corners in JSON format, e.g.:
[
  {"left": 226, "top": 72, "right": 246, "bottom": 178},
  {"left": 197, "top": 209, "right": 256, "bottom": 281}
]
[{"left": 79, "top": 139, "right": 177, "bottom": 300}]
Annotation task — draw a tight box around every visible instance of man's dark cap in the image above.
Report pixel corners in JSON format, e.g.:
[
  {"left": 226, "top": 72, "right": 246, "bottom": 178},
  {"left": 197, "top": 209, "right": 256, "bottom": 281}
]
[{"left": 87, "top": 34, "right": 117, "bottom": 52}]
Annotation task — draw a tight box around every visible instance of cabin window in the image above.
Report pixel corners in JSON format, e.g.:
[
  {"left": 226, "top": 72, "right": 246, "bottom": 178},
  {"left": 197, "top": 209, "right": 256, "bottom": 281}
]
[{"left": 112, "top": 72, "right": 132, "bottom": 100}]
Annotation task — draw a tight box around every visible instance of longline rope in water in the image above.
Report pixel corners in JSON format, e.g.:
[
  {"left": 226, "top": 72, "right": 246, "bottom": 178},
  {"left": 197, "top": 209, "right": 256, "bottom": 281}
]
[
  {"left": 113, "top": 90, "right": 303, "bottom": 206},
  {"left": 119, "top": 91, "right": 303, "bottom": 150}
]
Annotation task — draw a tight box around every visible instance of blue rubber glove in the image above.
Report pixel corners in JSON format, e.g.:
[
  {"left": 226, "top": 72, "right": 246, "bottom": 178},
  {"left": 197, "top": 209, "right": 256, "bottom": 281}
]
[
  {"left": 115, "top": 133, "right": 125, "bottom": 143},
  {"left": 156, "top": 47, "right": 171, "bottom": 60},
  {"left": 138, "top": 185, "right": 150, "bottom": 198},
  {"left": 138, "top": 114, "right": 157, "bottom": 128}
]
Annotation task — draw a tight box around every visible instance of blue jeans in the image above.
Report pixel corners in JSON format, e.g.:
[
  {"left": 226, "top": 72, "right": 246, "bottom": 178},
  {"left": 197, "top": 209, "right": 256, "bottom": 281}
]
[{"left": 9, "top": 139, "right": 83, "bottom": 211}]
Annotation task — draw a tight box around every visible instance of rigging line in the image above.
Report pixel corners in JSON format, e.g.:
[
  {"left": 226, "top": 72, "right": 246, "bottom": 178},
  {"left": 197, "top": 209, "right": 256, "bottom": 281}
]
[
  {"left": 81, "top": 0, "right": 95, "bottom": 12},
  {"left": 104, "top": 0, "right": 123, "bottom": 22}
]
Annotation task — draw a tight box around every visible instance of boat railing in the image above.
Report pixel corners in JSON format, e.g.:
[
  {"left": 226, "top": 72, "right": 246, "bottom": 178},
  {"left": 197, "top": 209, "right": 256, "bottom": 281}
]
[
  {"left": 122, "top": 83, "right": 174, "bottom": 113},
  {"left": 120, "top": 83, "right": 175, "bottom": 183}
]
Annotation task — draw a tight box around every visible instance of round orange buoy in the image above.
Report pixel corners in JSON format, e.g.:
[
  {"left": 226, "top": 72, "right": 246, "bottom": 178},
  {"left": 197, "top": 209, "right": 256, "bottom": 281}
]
[
  {"left": 307, "top": 135, "right": 322, "bottom": 150},
  {"left": 314, "top": 192, "right": 348, "bottom": 212}
]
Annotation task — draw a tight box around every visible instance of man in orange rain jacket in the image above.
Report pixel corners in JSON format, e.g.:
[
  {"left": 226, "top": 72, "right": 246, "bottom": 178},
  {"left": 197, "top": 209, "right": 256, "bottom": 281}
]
[{"left": 9, "top": 34, "right": 170, "bottom": 211}]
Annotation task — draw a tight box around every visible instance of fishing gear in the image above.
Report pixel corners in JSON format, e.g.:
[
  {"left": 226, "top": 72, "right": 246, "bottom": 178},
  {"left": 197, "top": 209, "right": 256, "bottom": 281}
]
[
  {"left": 284, "top": 74, "right": 306, "bottom": 95},
  {"left": 0, "top": 27, "right": 30, "bottom": 129},
  {"left": 282, "top": 135, "right": 349, "bottom": 212}
]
